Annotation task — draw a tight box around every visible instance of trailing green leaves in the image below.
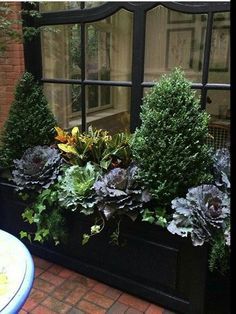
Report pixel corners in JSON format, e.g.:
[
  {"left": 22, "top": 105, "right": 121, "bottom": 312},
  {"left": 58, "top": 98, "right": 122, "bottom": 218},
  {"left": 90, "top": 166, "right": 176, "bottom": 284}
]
[{"left": 20, "top": 185, "right": 66, "bottom": 245}]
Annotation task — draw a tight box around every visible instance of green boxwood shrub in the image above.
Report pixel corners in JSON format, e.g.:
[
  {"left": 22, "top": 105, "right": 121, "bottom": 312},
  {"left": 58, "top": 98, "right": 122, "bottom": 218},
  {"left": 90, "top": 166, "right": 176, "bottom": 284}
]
[
  {"left": 0, "top": 72, "right": 56, "bottom": 168},
  {"left": 132, "top": 68, "right": 213, "bottom": 208}
]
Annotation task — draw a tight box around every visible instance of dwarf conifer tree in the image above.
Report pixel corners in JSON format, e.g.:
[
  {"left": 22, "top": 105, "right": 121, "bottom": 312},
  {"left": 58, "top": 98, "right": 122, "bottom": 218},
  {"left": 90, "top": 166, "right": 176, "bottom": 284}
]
[
  {"left": 0, "top": 72, "right": 56, "bottom": 167},
  {"left": 132, "top": 68, "right": 213, "bottom": 208}
]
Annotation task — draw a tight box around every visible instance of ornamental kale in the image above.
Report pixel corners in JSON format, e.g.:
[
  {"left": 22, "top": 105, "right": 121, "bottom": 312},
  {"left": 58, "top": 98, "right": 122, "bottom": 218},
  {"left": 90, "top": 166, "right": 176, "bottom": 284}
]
[
  {"left": 93, "top": 164, "right": 151, "bottom": 221},
  {"left": 12, "top": 146, "right": 62, "bottom": 191},
  {"left": 167, "top": 185, "right": 230, "bottom": 246},
  {"left": 58, "top": 163, "right": 101, "bottom": 214},
  {"left": 213, "top": 148, "right": 230, "bottom": 190}
]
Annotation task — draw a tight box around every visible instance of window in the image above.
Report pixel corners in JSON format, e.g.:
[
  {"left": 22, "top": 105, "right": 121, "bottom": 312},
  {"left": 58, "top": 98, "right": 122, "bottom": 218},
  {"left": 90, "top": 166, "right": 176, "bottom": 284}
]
[
  {"left": 25, "top": 1, "right": 230, "bottom": 147},
  {"left": 40, "top": 6, "right": 133, "bottom": 132}
]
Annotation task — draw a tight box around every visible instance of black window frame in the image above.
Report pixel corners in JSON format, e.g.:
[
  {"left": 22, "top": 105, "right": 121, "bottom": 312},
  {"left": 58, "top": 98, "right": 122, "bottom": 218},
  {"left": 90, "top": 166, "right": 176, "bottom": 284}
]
[{"left": 23, "top": 1, "right": 230, "bottom": 132}]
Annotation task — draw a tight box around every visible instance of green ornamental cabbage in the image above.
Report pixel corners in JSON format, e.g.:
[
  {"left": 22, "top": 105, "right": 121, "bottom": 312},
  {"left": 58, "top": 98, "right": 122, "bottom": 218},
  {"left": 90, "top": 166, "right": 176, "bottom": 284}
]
[{"left": 58, "top": 162, "right": 101, "bottom": 214}]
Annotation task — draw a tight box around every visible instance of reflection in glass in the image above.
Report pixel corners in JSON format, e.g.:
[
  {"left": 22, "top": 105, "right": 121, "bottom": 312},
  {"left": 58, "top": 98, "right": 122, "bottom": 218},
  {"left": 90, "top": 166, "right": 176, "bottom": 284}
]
[
  {"left": 71, "top": 85, "right": 81, "bottom": 113},
  {"left": 206, "top": 90, "right": 230, "bottom": 121},
  {"left": 86, "top": 85, "right": 110, "bottom": 111},
  {"left": 206, "top": 90, "right": 230, "bottom": 150},
  {"left": 144, "top": 6, "right": 207, "bottom": 82},
  {"left": 43, "top": 84, "right": 130, "bottom": 132},
  {"left": 87, "top": 86, "right": 99, "bottom": 109},
  {"left": 85, "top": 10, "right": 133, "bottom": 81},
  {"left": 41, "top": 9, "right": 133, "bottom": 82},
  {"left": 208, "top": 12, "right": 230, "bottom": 83},
  {"left": 40, "top": 2, "right": 105, "bottom": 12},
  {"left": 39, "top": 2, "right": 81, "bottom": 12},
  {"left": 87, "top": 86, "right": 131, "bottom": 134},
  {"left": 70, "top": 25, "right": 81, "bottom": 80},
  {"left": 43, "top": 83, "right": 83, "bottom": 129},
  {"left": 85, "top": 2, "right": 105, "bottom": 8},
  {"left": 41, "top": 24, "right": 82, "bottom": 80}
]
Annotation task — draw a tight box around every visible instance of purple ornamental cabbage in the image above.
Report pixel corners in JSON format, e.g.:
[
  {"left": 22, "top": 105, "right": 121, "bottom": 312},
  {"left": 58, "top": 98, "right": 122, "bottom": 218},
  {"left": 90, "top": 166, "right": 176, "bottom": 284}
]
[
  {"left": 167, "top": 184, "right": 230, "bottom": 246},
  {"left": 213, "top": 148, "right": 230, "bottom": 189},
  {"left": 12, "top": 145, "right": 62, "bottom": 191},
  {"left": 93, "top": 164, "right": 151, "bottom": 220},
  {"left": 224, "top": 227, "right": 230, "bottom": 247}
]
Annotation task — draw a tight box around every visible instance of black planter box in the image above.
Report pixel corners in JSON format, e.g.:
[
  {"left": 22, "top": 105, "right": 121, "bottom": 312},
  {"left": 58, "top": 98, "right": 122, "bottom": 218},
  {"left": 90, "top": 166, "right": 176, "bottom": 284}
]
[{"left": 0, "top": 180, "right": 229, "bottom": 314}]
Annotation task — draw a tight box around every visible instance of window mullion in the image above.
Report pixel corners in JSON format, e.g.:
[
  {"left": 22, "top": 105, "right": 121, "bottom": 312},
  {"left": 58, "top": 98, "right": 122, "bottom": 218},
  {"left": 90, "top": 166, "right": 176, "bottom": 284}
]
[
  {"left": 130, "top": 8, "right": 146, "bottom": 132},
  {"left": 201, "top": 11, "right": 214, "bottom": 109},
  {"left": 81, "top": 22, "right": 86, "bottom": 132}
]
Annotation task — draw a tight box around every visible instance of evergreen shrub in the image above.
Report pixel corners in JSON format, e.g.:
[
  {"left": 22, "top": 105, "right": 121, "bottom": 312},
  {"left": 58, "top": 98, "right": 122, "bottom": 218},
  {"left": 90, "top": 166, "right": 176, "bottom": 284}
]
[
  {"left": 132, "top": 68, "right": 213, "bottom": 208},
  {"left": 0, "top": 72, "right": 56, "bottom": 168}
]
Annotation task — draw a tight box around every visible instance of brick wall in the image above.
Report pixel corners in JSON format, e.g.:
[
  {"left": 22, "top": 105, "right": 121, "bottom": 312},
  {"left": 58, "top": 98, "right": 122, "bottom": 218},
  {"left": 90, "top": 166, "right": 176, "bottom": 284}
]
[{"left": 0, "top": 2, "right": 25, "bottom": 129}]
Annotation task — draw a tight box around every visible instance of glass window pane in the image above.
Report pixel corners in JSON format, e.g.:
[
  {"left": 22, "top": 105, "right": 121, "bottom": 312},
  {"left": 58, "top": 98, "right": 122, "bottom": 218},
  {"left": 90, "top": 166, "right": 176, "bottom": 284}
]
[
  {"left": 39, "top": 2, "right": 81, "bottom": 12},
  {"left": 43, "top": 83, "right": 82, "bottom": 130},
  {"left": 43, "top": 83, "right": 130, "bottom": 132},
  {"left": 41, "top": 24, "right": 81, "bottom": 80},
  {"left": 144, "top": 6, "right": 207, "bottom": 82},
  {"left": 208, "top": 12, "right": 230, "bottom": 83},
  {"left": 206, "top": 90, "right": 230, "bottom": 150},
  {"left": 87, "top": 86, "right": 99, "bottom": 109},
  {"left": 71, "top": 85, "right": 82, "bottom": 113},
  {"left": 143, "top": 87, "right": 201, "bottom": 106},
  {"left": 84, "top": 2, "right": 105, "bottom": 8},
  {"left": 85, "top": 10, "right": 133, "bottom": 81},
  {"left": 101, "top": 86, "right": 111, "bottom": 106},
  {"left": 87, "top": 86, "right": 131, "bottom": 133},
  {"left": 41, "top": 9, "right": 133, "bottom": 81}
]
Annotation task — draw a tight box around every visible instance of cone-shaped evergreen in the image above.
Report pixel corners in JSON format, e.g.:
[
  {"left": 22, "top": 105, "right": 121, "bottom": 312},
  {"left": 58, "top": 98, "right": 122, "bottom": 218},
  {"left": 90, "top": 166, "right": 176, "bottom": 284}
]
[
  {"left": 132, "top": 68, "right": 213, "bottom": 208},
  {"left": 0, "top": 72, "right": 56, "bottom": 168}
]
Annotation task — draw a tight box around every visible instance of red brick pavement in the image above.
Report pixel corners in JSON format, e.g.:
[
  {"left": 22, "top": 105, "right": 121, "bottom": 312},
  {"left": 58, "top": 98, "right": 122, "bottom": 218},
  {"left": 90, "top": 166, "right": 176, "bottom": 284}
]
[{"left": 20, "top": 256, "right": 175, "bottom": 314}]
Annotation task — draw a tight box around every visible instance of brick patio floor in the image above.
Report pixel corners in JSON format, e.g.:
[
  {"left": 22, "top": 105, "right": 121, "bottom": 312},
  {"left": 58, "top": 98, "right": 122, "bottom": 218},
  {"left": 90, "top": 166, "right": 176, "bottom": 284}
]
[{"left": 19, "top": 256, "right": 175, "bottom": 314}]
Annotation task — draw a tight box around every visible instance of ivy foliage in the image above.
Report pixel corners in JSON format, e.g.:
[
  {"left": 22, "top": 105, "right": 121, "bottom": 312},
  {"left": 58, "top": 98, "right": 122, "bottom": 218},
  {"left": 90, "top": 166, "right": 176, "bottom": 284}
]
[
  {"left": 20, "top": 185, "right": 66, "bottom": 245},
  {"left": 0, "top": 72, "right": 56, "bottom": 168},
  {"left": 132, "top": 68, "right": 213, "bottom": 208}
]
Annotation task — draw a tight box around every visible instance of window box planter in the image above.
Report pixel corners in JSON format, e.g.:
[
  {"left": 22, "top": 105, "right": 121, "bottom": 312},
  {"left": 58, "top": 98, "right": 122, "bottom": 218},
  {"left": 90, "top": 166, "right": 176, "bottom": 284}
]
[{"left": 1, "top": 179, "right": 229, "bottom": 314}]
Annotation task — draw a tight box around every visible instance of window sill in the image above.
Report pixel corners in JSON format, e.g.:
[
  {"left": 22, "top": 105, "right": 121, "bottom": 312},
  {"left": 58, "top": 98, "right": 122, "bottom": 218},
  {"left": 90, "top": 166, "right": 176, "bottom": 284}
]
[{"left": 68, "top": 107, "right": 128, "bottom": 128}]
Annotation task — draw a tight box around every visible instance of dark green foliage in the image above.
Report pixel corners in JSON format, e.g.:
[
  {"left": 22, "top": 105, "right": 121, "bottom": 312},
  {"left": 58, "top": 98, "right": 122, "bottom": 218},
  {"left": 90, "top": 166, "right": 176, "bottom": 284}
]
[
  {"left": 132, "top": 68, "right": 213, "bottom": 208},
  {"left": 0, "top": 72, "right": 56, "bottom": 167},
  {"left": 209, "top": 232, "right": 230, "bottom": 274}
]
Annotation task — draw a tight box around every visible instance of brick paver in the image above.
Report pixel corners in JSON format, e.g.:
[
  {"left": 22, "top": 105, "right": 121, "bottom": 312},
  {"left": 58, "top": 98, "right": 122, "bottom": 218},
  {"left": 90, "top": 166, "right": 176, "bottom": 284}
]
[{"left": 21, "top": 256, "right": 174, "bottom": 313}]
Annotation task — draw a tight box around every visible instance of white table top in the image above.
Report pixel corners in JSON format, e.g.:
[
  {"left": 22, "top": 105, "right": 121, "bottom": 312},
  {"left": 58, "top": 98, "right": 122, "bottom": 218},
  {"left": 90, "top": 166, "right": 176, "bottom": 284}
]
[{"left": 0, "top": 230, "right": 34, "bottom": 313}]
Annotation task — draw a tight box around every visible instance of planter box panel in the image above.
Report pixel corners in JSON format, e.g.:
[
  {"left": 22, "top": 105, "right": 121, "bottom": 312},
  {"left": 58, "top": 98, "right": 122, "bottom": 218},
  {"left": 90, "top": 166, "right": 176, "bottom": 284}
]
[
  {"left": 0, "top": 180, "right": 210, "bottom": 314},
  {"left": 102, "top": 233, "right": 179, "bottom": 289}
]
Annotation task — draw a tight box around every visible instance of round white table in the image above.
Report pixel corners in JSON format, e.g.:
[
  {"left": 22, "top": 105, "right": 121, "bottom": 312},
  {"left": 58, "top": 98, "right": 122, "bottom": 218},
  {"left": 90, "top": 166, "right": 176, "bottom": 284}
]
[{"left": 0, "top": 229, "right": 34, "bottom": 314}]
